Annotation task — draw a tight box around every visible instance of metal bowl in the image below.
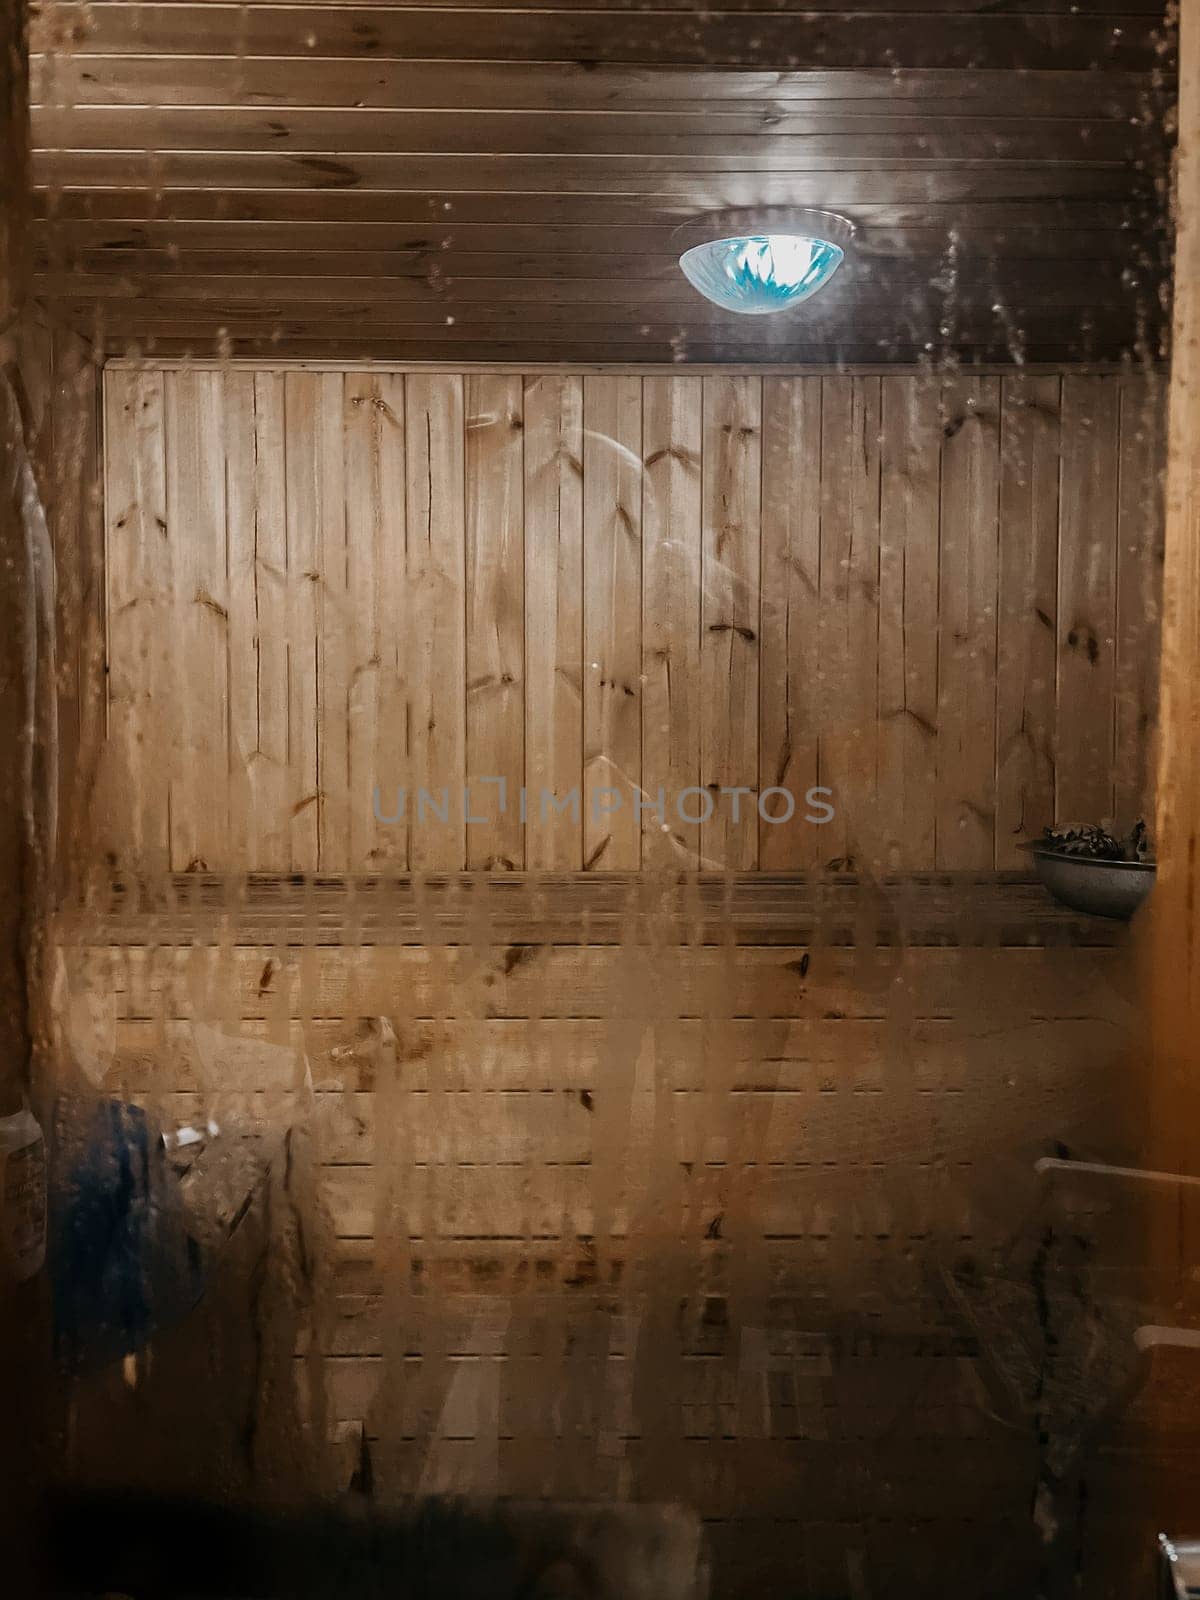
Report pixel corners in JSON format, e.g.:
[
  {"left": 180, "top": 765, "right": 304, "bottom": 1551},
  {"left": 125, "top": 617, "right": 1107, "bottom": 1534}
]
[{"left": 1031, "top": 848, "right": 1155, "bottom": 920}]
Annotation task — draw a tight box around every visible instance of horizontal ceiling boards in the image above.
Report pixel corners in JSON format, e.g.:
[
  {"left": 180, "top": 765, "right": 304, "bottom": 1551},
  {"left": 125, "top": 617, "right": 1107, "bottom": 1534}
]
[
  {"left": 86, "top": 342, "right": 1151, "bottom": 367},
  {"left": 41, "top": 267, "right": 1145, "bottom": 304},
  {"left": 30, "top": 0, "right": 1173, "bottom": 360},
  {"left": 39, "top": 250, "right": 1154, "bottom": 282},
  {"left": 30, "top": 59, "right": 1157, "bottom": 115},
  {"left": 73, "top": 311, "right": 1152, "bottom": 339},
  {"left": 34, "top": 108, "right": 1146, "bottom": 163},
  {"left": 34, "top": 225, "right": 1164, "bottom": 263},
  {"left": 31, "top": 194, "right": 1160, "bottom": 229},
  {"left": 97, "top": 348, "right": 1148, "bottom": 366},
  {"left": 31, "top": 5, "right": 1162, "bottom": 70},
  {"left": 34, "top": 156, "right": 1154, "bottom": 197}
]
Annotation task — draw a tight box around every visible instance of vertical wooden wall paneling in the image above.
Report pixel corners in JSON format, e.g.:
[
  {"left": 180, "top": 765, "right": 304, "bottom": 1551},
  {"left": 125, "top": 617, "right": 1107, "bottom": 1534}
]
[
  {"left": 523, "top": 375, "right": 583, "bottom": 871},
  {"left": 995, "top": 373, "right": 1061, "bottom": 867},
  {"left": 246, "top": 371, "right": 291, "bottom": 871},
  {"left": 345, "top": 370, "right": 408, "bottom": 871},
  {"left": 405, "top": 373, "right": 466, "bottom": 871},
  {"left": 641, "top": 375, "right": 703, "bottom": 869},
  {"left": 818, "top": 376, "right": 881, "bottom": 869},
  {"left": 465, "top": 373, "right": 525, "bottom": 870},
  {"left": 315, "top": 370, "right": 350, "bottom": 871},
  {"left": 582, "top": 375, "right": 642, "bottom": 871},
  {"left": 103, "top": 366, "right": 169, "bottom": 870},
  {"left": 224, "top": 368, "right": 259, "bottom": 874},
  {"left": 700, "top": 374, "right": 762, "bottom": 870},
  {"left": 1057, "top": 374, "right": 1120, "bottom": 827},
  {"left": 50, "top": 330, "right": 105, "bottom": 890},
  {"left": 283, "top": 371, "right": 321, "bottom": 871},
  {"left": 878, "top": 374, "right": 940, "bottom": 871},
  {"left": 30, "top": 326, "right": 75, "bottom": 883},
  {"left": 99, "top": 365, "right": 1166, "bottom": 878},
  {"left": 165, "top": 367, "right": 230, "bottom": 873},
  {"left": 224, "top": 370, "right": 289, "bottom": 872},
  {"left": 344, "top": 369, "right": 383, "bottom": 871},
  {"left": 937, "top": 375, "right": 1001, "bottom": 870},
  {"left": 1114, "top": 373, "right": 1166, "bottom": 830},
  {"left": 375, "top": 374, "right": 410, "bottom": 872},
  {"left": 759, "top": 377, "right": 822, "bottom": 870}
]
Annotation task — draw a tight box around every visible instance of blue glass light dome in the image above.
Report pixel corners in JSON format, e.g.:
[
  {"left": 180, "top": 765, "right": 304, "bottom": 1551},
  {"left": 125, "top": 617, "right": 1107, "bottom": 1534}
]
[{"left": 678, "top": 233, "right": 845, "bottom": 315}]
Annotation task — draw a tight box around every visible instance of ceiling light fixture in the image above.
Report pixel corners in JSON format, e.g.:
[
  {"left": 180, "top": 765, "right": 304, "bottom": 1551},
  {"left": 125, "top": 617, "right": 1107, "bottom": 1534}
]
[{"left": 674, "top": 209, "right": 856, "bottom": 316}]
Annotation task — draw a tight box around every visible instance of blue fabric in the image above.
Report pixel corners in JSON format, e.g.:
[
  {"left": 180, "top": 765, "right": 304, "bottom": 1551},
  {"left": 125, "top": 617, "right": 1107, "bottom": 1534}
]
[{"left": 51, "top": 1100, "right": 206, "bottom": 1371}]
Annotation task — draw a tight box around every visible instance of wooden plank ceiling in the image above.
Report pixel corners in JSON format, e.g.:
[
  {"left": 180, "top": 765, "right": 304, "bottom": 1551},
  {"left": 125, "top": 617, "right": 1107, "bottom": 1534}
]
[{"left": 29, "top": 0, "right": 1175, "bottom": 364}]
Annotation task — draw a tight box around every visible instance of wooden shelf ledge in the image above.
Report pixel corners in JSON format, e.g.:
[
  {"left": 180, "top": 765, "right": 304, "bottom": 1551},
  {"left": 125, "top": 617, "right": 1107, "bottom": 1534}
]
[{"left": 54, "top": 871, "right": 1131, "bottom": 949}]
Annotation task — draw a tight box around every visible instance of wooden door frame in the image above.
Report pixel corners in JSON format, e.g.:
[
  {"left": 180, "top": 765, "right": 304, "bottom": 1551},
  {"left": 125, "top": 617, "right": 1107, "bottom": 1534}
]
[
  {"left": 1, "top": 0, "right": 32, "bottom": 1120},
  {"left": 1153, "top": 0, "right": 1200, "bottom": 1168},
  {"left": 0, "top": 9, "right": 46, "bottom": 1596}
]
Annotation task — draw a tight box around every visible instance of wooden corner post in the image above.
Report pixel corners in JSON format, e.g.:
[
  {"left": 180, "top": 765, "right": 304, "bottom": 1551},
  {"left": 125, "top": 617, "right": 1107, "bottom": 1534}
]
[
  {"left": 1154, "top": 0, "right": 1200, "bottom": 1167},
  {"left": 0, "top": 0, "right": 32, "bottom": 1123},
  {"left": 0, "top": 5, "right": 45, "bottom": 1594}
]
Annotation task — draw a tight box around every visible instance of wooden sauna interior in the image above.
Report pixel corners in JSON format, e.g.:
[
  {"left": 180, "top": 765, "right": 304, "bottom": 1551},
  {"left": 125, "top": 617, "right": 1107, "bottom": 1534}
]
[{"left": 3, "top": 0, "right": 1195, "bottom": 1596}]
